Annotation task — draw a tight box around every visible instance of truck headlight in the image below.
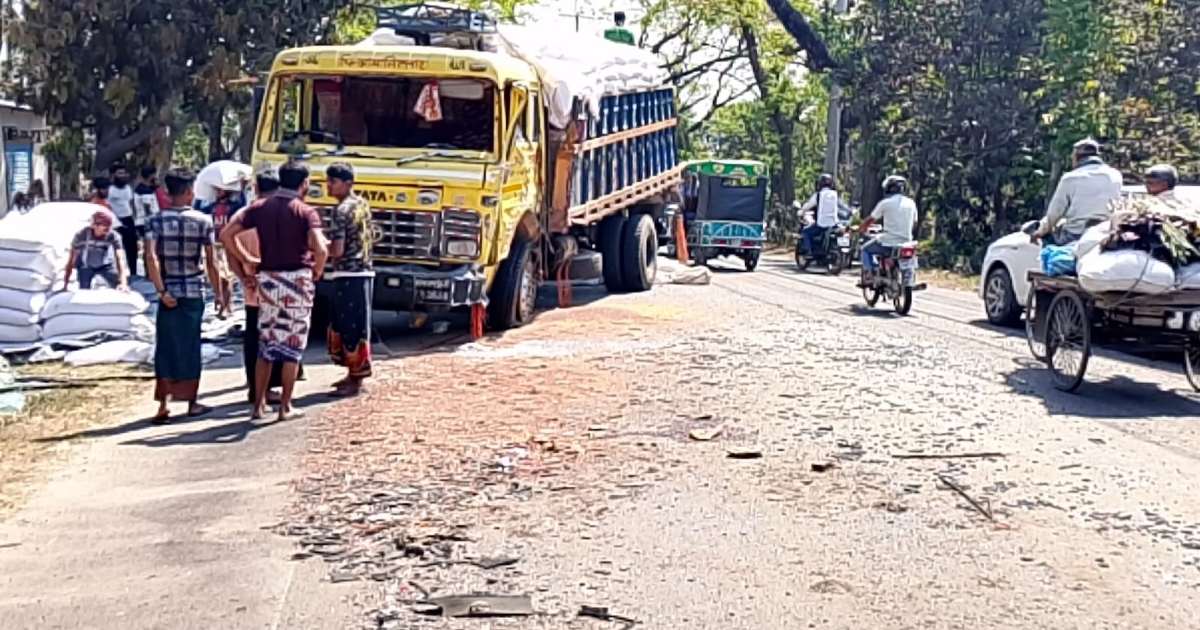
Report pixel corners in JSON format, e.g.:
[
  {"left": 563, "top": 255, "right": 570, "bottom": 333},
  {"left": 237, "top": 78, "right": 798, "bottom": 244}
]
[
  {"left": 446, "top": 240, "right": 479, "bottom": 258},
  {"left": 1189, "top": 311, "right": 1200, "bottom": 332},
  {"left": 1168, "top": 311, "right": 1186, "bottom": 330}
]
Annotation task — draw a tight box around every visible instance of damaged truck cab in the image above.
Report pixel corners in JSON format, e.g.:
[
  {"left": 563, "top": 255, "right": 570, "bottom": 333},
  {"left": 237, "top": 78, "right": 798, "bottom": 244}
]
[{"left": 250, "top": 3, "right": 681, "bottom": 330}]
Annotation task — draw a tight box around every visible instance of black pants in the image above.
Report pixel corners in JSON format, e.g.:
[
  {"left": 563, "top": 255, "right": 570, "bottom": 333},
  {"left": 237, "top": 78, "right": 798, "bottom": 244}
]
[
  {"left": 244, "top": 306, "right": 304, "bottom": 403},
  {"left": 116, "top": 216, "right": 139, "bottom": 276}
]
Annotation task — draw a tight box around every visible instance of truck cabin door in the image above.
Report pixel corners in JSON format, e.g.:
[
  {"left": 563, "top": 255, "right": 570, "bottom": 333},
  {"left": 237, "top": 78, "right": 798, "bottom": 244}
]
[{"left": 499, "top": 83, "right": 538, "bottom": 261}]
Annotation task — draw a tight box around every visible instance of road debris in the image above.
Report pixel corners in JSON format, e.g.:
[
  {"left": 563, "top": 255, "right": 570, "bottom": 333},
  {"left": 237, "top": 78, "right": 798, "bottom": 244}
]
[
  {"left": 810, "top": 462, "right": 837, "bottom": 473},
  {"left": 579, "top": 605, "right": 639, "bottom": 627},
  {"left": 892, "top": 451, "right": 1006, "bottom": 460},
  {"left": 937, "top": 474, "right": 994, "bottom": 522},
  {"left": 417, "top": 594, "right": 534, "bottom": 617},
  {"left": 688, "top": 425, "right": 724, "bottom": 441},
  {"left": 725, "top": 446, "right": 763, "bottom": 459}
]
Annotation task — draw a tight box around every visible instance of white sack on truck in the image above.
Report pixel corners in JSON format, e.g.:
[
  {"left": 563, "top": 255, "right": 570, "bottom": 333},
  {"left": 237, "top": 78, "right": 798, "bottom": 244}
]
[
  {"left": 1077, "top": 248, "right": 1175, "bottom": 295},
  {"left": 495, "top": 24, "right": 670, "bottom": 129}
]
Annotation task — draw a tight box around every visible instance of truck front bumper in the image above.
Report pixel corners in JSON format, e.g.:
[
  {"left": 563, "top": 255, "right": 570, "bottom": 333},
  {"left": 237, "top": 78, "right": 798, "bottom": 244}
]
[{"left": 316, "top": 264, "right": 487, "bottom": 313}]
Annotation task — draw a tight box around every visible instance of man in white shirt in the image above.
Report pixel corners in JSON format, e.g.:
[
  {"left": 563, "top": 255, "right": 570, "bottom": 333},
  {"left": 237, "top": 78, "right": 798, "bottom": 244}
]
[
  {"left": 1144, "top": 164, "right": 1178, "bottom": 200},
  {"left": 798, "top": 173, "right": 852, "bottom": 255},
  {"left": 856, "top": 175, "right": 917, "bottom": 282},
  {"left": 1034, "top": 138, "right": 1122, "bottom": 245},
  {"left": 106, "top": 163, "right": 139, "bottom": 275}
]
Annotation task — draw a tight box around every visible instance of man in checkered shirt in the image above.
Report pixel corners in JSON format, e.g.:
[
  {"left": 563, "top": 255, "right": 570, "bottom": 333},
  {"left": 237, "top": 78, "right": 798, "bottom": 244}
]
[{"left": 143, "top": 167, "right": 222, "bottom": 422}]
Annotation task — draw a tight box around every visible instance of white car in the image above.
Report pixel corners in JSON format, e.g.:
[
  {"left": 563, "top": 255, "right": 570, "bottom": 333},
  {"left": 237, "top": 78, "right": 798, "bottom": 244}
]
[{"left": 978, "top": 184, "right": 1200, "bottom": 326}]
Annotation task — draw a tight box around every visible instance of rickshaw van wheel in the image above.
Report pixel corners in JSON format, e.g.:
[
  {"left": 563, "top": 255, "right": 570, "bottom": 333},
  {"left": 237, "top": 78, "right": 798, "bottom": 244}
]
[{"left": 599, "top": 213, "right": 627, "bottom": 293}]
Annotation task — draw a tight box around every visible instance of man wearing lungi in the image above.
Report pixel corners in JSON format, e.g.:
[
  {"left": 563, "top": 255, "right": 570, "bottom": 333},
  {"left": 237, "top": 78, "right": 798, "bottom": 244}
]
[
  {"left": 220, "top": 161, "right": 327, "bottom": 421},
  {"left": 143, "top": 168, "right": 222, "bottom": 422},
  {"left": 323, "top": 163, "right": 375, "bottom": 397}
]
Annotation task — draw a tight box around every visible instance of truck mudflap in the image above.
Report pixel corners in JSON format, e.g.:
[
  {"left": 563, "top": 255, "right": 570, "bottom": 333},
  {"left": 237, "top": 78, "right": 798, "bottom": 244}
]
[{"left": 318, "top": 264, "right": 487, "bottom": 313}]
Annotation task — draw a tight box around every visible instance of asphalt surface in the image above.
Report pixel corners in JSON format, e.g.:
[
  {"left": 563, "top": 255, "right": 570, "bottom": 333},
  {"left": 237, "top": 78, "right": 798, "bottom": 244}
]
[{"left": 4, "top": 253, "right": 1200, "bottom": 629}]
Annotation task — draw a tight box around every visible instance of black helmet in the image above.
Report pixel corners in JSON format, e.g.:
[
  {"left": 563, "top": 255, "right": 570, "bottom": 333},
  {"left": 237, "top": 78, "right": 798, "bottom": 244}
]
[
  {"left": 882, "top": 174, "right": 906, "bottom": 195},
  {"left": 816, "top": 173, "right": 834, "bottom": 190},
  {"left": 1144, "top": 164, "right": 1178, "bottom": 189}
]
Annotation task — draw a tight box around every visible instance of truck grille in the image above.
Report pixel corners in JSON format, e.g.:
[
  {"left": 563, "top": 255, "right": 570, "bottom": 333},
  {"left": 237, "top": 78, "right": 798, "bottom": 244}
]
[
  {"left": 317, "top": 207, "right": 439, "bottom": 261},
  {"left": 371, "top": 209, "right": 439, "bottom": 260}
]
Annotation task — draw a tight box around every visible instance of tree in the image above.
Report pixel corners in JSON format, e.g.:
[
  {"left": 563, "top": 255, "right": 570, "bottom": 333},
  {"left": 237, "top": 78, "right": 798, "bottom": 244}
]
[{"left": 3, "top": 0, "right": 348, "bottom": 175}]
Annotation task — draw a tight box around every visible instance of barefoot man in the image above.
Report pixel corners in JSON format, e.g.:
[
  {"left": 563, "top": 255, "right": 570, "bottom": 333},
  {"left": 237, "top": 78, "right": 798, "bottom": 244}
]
[{"left": 221, "top": 161, "right": 327, "bottom": 420}]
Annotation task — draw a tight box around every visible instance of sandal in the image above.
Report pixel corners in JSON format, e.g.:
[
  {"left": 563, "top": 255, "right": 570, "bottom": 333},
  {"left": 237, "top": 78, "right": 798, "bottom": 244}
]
[
  {"left": 150, "top": 410, "right": 171, "bottom": 425},
  {"left": 186, "top": 404, "right": 213, "bottom": 418}
]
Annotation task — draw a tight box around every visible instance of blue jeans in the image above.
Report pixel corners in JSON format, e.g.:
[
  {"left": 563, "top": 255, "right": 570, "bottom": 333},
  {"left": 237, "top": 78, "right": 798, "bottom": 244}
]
[
  {"left": 77, "top": 265, "right": 120, "bottom": 289},
  {"left": 860, "top": 239, "right": 892, "bottom": 271},
  {"left": 801, "top": 223, "right": 828, "bottom": 254}
]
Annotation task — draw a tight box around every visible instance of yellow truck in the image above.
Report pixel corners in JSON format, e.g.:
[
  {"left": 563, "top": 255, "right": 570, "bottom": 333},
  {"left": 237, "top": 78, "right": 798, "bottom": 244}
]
[{"left": 249, "top": 3, "right": 682, "bottom": 330}]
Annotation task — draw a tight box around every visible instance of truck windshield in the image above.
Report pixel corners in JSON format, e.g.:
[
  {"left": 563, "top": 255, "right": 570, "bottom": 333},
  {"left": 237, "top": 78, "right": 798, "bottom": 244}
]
[{"left": 264, "top": 74, "right": 498, "bottom": 155}]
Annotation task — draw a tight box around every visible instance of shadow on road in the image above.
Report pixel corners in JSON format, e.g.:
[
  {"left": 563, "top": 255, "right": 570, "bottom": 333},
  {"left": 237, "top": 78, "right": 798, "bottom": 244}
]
[{"left": 1004, "top": 358, "right": 1200, "bottom": 419}]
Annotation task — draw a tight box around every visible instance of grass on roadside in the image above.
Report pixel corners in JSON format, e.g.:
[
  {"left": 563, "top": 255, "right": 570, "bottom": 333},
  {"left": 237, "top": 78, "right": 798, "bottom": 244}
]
[{"left": 0, "top": 362, "right": 148, "bottom": 516}]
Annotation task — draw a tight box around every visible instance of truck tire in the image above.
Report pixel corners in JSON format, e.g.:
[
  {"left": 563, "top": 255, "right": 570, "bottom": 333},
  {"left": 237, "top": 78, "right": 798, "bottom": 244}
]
[
  {"left": 620, "top": 214, "right": 658, "bottom": 292},
  {"left": 599, "top": 213, "right": 627, "bottom": 292},
  {"left": 487, "top": 236, "right": 539, "bottom": 330}
]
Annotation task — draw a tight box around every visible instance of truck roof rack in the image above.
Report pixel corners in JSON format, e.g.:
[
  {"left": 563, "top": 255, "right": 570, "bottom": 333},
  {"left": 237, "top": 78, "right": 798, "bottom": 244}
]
[{"left": 374, "top": 3, "right": 498, "bottom": 41}]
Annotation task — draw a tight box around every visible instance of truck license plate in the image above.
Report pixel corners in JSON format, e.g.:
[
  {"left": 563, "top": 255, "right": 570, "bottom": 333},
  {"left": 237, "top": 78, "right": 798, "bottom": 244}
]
[
  {"left": 836, "top": 236, "right": 851, "bottom": 247},
  {"left": 414, "top": 278, "right": 451, "bottom": 302},
  {"left": 898, "top": 257, "right": 918, "bottom": 270}
]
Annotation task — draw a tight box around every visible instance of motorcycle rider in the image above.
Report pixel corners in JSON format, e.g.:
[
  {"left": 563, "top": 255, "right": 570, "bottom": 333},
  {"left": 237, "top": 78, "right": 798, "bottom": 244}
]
[
  {"left": 1144, "top": 164, "right": 1178, "bottom": 200},
  {"left": 797, "top": 173, "right": 852, "bottom": 256},
  {"left": 856, "top": 175, "right": 917, "bottom": 286},
  {"left": 1032, "top": 137, "right": 1122, "bottom": 245}
]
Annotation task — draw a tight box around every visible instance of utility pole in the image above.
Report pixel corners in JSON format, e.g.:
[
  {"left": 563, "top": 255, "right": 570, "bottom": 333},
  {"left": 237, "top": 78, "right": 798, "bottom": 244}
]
[{"left": 822, "top": 0, "right": 849, "bottom": 176}]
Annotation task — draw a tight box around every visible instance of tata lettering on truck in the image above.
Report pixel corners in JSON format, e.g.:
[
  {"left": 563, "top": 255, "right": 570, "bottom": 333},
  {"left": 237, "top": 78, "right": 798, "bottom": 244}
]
[{"left": 249, "top": 2, "right": 682, "bottom": 330}]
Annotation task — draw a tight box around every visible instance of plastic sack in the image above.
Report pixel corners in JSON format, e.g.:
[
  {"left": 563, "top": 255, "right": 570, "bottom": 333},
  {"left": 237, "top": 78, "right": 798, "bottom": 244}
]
[
  {"left": 0, "top": 288, "right": 48, "bottom": 315},
  {"left": 1075, "top": 223, "right": 1110, "bottom": 259},
  {"left": 0, "top": 267, "right": 53, "bottom": 292},
  {"left": 0, "top": 247, "right": 61, "bottom": 278},
  {"left": 41, "top": 288, "right": 149, "bottom": 320},
  {"left": 1040, "top": 245, "right": 1076, "bottom": 277},
  {"left": 1077, "top": 249, "right": 1175, "bottom": 294},
  {"left": 42, "top": 313, "right": 151, "bottom": 340},
  {"left": 0, "top": 322, "right": 40, "bottom": 344},
  {"left": 1178, "top": 263, "right": 1200, "bottom": 290},
  {"left": 0, "top": 307, "right": 39, "bottom": 327},
  {"left": 64, "top": 340, "right": 153, "bottom": 366},
  {"left": 0, "top": 202, "right": 96, "bottom": 252}
]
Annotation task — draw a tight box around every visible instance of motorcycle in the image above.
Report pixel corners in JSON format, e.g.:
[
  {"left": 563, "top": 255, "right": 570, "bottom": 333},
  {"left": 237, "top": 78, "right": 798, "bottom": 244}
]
[
  {"left": 795, "top": 208, "right": 854, "bottom": 275},
  {"left": 860, "top": 241, "right": 928, "bottom": 315}
]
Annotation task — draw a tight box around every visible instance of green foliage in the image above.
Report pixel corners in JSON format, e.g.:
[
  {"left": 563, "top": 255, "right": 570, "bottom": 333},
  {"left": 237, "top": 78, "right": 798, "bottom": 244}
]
[
  {"left": 3, "top": 0, "right": 347, "bottom": 174},
  {"left": 823, "top": 0, "right": 1200, "bottom": 268}
]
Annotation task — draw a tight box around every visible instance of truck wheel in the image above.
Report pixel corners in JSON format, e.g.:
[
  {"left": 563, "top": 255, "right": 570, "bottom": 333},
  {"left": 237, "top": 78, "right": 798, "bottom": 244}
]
[
  {"left": 599, "top": 213, "right": 627, "bottom": 292},
  {"left": 487, "top": 236, "right": 539, "bottom": 330},
  {"left": 620, "top": 214, "right": 658, "bottom": 292}
]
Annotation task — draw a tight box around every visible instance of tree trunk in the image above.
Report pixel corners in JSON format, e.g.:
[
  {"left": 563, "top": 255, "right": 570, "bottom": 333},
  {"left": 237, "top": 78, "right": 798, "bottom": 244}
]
[
  {"left": 778, "top": 137, "right": 796, "bottom": 206},
  {"left": 741, "top": 22, "right": 796, "bottom": 205},
  {"left": 205, "top": 105, "right": 227, "bottom": 163}
]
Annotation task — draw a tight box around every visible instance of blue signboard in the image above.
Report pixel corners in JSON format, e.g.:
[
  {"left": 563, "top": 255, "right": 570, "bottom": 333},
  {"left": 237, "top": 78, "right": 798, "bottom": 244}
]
[{"left": 6, "top": 140, "right": 31, "bottom": 202}]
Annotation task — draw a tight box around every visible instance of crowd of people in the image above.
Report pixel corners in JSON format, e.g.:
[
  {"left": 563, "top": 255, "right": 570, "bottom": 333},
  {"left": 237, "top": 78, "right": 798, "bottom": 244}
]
[{"left": 60, "top": 160, "right": 377, "bottom": 423}]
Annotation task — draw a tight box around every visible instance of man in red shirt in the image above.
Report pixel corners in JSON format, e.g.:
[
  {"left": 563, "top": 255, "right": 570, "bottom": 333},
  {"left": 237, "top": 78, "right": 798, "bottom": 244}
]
[{"left": 221, "top": 161, "right": 328, "bottom": 421}]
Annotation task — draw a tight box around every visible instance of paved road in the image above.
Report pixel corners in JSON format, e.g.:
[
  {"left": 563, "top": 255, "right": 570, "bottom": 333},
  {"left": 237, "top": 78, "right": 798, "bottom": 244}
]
[{"left": 4, "top": 254, "right": 1200, "bottom": 629}]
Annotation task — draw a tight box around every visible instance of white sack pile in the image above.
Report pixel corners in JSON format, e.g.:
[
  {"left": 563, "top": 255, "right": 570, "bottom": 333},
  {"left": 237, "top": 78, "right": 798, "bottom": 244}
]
[
  {"left": 0, "top": 202, "right": 96, "bottom": 348},
  {"left": 39, "top": 288, "right": 151, "bottom": 346}
]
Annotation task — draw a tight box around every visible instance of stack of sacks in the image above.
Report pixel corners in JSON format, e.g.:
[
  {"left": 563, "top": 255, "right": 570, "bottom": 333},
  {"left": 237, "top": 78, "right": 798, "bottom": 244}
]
[
  {"left": 0, "top": 202, "right": 98, "bottom": 348},
  {"left": 496, "top": 24, "right": 669, "bottom": 129},
  {"left": 1078, "top": 195, "right": 1200, "bottom": 295},
  {"left": 40, "top": 288, "right": 152, "bottom": 345}
]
